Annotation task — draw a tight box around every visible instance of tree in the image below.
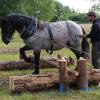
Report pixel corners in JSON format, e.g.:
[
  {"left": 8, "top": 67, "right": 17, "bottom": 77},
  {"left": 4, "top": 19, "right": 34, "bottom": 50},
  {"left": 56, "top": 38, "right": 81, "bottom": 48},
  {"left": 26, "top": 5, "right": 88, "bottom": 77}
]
[
  {"left": 0, "top": 0, "right": 20, "bottom": 16},
  {"left": 89, "top": 0, "right": 100, "bottom": 14},
  {"left": 51, "top": 1, "right": 77, "bottom": 21},
  {"left": 69, "top": 13, "right": 89, "bottom": 23},
  {"left": 0, "top": 0, "right": 56, "bottom": 21}
]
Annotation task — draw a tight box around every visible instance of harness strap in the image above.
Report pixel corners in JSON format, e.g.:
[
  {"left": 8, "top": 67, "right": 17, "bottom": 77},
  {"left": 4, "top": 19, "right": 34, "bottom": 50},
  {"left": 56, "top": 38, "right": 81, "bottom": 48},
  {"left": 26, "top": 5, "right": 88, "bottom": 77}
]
[
  {"left": 65, "top": 22, "right": 70, "bottom": 46},
  {"left": 47, "top": 24, "right": 54, "bottom": 55}
]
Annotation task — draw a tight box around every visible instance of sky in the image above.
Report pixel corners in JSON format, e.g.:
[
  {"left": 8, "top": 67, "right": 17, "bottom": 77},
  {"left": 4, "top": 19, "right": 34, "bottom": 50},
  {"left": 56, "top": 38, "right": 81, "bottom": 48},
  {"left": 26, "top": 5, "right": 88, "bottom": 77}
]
[{"left": 57, "top": 0, "right": 95, "bottom": 13}]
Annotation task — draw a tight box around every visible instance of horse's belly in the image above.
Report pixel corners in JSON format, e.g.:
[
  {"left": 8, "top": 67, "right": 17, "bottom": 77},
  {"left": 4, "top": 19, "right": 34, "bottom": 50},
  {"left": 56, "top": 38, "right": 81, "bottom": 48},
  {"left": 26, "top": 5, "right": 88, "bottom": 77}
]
[{"left": 42, "top": 39, "right": 66, "bottom": 50}]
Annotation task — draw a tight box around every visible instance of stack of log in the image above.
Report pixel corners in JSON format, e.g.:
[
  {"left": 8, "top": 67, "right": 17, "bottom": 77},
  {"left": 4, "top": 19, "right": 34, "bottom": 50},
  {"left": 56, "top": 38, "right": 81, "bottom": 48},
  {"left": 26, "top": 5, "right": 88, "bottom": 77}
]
[
  {"left": 9, "top": 70, "right": 100, "bottom": 93},
  {"left": 9, "top": 57, "right": 100, "bottom": 93}
]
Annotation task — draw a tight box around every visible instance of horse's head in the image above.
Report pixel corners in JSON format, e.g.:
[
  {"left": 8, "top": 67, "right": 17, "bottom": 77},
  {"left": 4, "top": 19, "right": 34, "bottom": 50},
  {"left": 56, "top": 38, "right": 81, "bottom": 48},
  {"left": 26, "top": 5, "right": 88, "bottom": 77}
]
[{"left": 0, "top": 17, "right": 15, "bottom": 44}]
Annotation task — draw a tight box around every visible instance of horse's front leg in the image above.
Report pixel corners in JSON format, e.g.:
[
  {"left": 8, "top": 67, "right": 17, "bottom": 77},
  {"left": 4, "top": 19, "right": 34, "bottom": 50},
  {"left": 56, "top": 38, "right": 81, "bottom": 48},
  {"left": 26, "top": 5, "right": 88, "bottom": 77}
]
[
  {"left": 32, "top": 51, "right": 41, "bottom": 74},
  {"left": 19, "top": 45, "right": 33, "bottom": 63}
]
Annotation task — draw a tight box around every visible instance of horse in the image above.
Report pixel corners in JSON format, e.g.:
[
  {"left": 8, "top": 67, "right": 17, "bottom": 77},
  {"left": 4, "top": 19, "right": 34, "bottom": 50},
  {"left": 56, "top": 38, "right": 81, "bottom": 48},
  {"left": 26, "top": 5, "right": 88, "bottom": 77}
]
[{"left": 0, "top": 14, "right": 90, "bottom": 74}]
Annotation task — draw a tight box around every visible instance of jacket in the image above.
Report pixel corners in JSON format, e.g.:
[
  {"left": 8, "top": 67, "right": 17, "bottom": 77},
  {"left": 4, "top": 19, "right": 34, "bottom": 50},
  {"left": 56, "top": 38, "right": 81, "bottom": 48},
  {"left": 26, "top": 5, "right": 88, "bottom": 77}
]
[{"left": 87, "top": 19, "right": 100, "bottom": 43}]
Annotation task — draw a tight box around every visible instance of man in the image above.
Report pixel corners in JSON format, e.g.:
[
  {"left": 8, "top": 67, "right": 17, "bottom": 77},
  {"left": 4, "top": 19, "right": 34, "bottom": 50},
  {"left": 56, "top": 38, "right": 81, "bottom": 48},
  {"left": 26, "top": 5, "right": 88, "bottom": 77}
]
[{"left": 86, "top": 11, "right": 100, "bottom": 69}]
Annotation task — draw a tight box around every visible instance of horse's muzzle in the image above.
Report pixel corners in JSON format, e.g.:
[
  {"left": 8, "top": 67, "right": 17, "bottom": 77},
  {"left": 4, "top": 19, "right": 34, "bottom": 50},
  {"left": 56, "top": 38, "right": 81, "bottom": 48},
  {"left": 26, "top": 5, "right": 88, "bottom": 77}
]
[{"left": 2, "top": 37, "right": 10, "bottom": 44}]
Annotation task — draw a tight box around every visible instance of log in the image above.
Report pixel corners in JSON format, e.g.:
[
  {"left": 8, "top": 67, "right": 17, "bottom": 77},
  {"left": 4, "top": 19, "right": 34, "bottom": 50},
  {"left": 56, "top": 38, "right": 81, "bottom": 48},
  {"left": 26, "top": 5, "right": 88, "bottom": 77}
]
[
  {"left": 0, "top": 56, "right": 74, "bottom": 71},
  {"left": 9, "top": 74, "right": 59, "bottom": 93},
  {"left": 0, "top": 58, "right": 58, "bottom": 71},
  {"left": 77, "top": 58, "right": 88, "bottom": 91},
  {"left": 0, "top": 60, "right": 33, "bottom": 70},
  {"left": 59, "top": 58, "right": 69, "bottom": 92},
  {"left": 9, "top": 70, "right": 100, "bottom": 93}
]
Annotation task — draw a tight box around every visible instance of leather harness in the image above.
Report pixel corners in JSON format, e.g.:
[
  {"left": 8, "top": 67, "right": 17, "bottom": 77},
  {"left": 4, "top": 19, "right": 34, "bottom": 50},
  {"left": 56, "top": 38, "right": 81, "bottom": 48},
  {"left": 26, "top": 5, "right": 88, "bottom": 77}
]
[
  {"left": 46, "top": 24, "right": 54, "bottom": 55},
  {"left": 21, "top": 18, "right": 54, "bottom": 55}
]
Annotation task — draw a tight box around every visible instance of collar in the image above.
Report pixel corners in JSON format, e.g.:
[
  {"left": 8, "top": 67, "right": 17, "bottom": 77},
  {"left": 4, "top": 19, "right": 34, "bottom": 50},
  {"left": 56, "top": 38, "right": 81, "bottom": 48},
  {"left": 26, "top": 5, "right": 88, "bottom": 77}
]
[
  {"left": 20, "top": 18, "right": 38, "bottom": 39},
  {"left": 93, "top": 19, "right": 100, "bottom": 24}
]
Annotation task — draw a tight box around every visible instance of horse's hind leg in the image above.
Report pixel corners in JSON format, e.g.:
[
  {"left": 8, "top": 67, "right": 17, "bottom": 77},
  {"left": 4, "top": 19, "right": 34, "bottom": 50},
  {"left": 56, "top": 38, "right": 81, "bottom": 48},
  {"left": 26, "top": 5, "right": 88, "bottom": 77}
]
[
  {"left": 32, "top": 51, "right": 41, "bottom": 74},
  {"left": 70, "top": 48, "right": 82, "bottom": 70},
  {"left": 70, "top": 48, "right": 82, "bottom": 59}
]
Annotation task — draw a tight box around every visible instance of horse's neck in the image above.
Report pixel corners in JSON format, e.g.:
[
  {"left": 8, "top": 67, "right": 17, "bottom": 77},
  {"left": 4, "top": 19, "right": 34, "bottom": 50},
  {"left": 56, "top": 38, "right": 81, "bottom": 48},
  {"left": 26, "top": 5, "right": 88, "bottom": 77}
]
[{"left": 14, "top": 19, "right": 26, "bottom": 35}]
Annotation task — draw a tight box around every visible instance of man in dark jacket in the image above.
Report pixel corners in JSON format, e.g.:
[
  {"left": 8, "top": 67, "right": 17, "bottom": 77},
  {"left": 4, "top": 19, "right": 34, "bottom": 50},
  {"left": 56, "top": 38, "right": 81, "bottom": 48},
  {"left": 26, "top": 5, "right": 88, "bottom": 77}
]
[{"left": 86, "top": 11, "right": 100, "bottom": 69}]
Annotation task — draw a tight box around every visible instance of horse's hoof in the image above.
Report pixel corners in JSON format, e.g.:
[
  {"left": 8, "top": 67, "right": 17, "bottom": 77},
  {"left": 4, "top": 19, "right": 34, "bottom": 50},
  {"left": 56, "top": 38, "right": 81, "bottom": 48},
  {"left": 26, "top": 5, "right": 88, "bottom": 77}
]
[{"left": 32, "top": 71, "right": 39, "bottom": 74}]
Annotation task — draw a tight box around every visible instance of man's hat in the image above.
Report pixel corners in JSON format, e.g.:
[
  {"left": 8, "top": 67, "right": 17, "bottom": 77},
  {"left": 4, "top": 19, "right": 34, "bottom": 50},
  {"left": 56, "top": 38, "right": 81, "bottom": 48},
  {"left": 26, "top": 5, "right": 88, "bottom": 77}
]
[{"left": 87, "top": 11, "right": 96, "bottom": 17}]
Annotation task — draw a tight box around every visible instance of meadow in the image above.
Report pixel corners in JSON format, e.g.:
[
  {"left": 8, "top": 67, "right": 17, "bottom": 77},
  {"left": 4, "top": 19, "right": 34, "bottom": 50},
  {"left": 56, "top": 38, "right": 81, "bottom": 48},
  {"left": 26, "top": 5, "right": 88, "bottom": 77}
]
[{"left": 0, "top": 24, "right": 100, "bottom": 100}]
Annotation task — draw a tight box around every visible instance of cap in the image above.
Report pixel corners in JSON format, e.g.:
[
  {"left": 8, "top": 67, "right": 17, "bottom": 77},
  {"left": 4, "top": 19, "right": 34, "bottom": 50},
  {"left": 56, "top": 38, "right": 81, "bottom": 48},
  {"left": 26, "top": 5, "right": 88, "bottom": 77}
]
[{"left": 87, "top": 11, "right": 96, "bottom": 17}]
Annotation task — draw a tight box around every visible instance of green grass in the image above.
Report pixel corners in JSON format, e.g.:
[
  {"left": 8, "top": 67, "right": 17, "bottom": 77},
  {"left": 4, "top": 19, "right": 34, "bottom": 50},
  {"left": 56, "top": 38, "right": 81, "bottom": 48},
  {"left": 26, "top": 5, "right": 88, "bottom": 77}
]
[
  {"left": 0, "top": 88, "right": 100, "bottom": 100},
  {"left": 0, "top": 25, "right": 100, "bottom": 100}
]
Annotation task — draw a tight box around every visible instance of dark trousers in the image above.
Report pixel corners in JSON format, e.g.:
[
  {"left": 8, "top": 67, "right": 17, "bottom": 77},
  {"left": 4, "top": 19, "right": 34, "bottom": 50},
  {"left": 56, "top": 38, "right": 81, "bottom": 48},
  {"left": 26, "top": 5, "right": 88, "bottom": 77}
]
[{"left": 92, "top": 42, "right": 100, "bottom": 69}]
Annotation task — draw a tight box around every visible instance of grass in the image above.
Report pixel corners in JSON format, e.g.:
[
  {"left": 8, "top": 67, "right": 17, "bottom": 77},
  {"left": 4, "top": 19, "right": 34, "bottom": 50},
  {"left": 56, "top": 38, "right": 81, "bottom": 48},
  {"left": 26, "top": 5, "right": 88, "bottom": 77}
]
[
  {"left": 0, "top": 88, "right": 100, "bottom": 100},
  {"left": 0, "top": 24, "right": 100, "bottom": 100}
]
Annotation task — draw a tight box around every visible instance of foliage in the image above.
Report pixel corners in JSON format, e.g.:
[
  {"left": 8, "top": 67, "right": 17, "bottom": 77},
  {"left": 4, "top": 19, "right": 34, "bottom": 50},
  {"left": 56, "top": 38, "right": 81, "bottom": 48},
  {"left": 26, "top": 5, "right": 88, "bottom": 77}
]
[
  {"left": 51, "top": 1, "right": 89, "bottom": 23},
  {"left": 0, "top": 0, "right": 20, "bottom": 16},
  {"left": 89, "top": 3, "right": 100, "bottom": 14},
  {"left": 18, "top": 0, "right": 56, "bottom": 21},
  {"left": 1, "top": 0, "right": 100, "bottom": 23},
  {"left": 51, "top": 1, "right": 76, "bottom": 21},
  {"left": 0, "top": 0, "right": 56, "bottom": 21},
  {"left": 69, "top": 13, "right": 89, "bottom": 23}
]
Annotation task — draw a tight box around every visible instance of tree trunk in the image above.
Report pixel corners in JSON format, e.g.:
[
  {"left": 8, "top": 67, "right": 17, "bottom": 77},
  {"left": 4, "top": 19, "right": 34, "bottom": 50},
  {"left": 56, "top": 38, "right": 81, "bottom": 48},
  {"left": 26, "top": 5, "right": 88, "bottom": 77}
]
[
  {"left": 9, "top": 74, "right": 59, "bottom": 93},
  {"left": 77, "top": 58, "right": 88, "bottom": 91},
  {"left": 9, "top": 70, "right": 100, "bottom": 93},
  {"left": 0, "top": 56, "right": 74, "bottom": 71},
  {"left": 0, "top": 57, "right": 58, "bottom": 71},
  {"left": 58, "top": 58, "right": 69, "bottom": 91}
]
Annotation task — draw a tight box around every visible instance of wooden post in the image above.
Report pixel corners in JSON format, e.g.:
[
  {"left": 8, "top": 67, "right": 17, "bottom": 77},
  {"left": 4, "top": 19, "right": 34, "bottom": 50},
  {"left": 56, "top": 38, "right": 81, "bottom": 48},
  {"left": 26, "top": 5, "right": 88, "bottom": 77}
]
[
  {"left": 58, "top": 57, "right": 69, "bottom": 92},
  {"left": 77, "top": 57, "right": 88, "bottom": 91}
]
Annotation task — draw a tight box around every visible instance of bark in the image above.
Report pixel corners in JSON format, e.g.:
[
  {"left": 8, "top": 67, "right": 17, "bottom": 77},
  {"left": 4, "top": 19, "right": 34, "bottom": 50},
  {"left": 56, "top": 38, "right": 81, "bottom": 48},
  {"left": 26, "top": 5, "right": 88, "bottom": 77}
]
[
  {"left": 77, "top": 58, "right": 88, "bottom": 90},
  {"left": 58, "top": 58, "right": 69, "bottom": 91},
  {"left": 0, "top": 57, "right": 58, "bottom": 71},
  {"left": 9, "top": 70, "right": 100, "bottom": 93},
  {"left": 0, "top": 56, "right": 74, "bottom": 70}
]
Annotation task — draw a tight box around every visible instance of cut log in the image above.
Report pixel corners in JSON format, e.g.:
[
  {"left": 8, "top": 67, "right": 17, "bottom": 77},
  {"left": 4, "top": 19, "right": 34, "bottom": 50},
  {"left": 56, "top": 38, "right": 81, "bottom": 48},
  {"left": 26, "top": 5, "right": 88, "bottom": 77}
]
[
  {"left": 0, "top": 60, "right": 33, "bottom": 70},
  {"left": 0, "top": 58, "right": 58, "bottom": 71},
  {"left": 0, "top": 56, "right": 74, "bottom": 71},
  {"left": 9, "top": 74, "right": 59, "bottom": 93},
  {"left": 77, "top": 58, "right": 88, "bottom": 91},
  {"left": 9, "top": 70, "right": 100, "bottom": 93},
  {"left": 59, "top": 58, "right": 69, "bottom": 91}
]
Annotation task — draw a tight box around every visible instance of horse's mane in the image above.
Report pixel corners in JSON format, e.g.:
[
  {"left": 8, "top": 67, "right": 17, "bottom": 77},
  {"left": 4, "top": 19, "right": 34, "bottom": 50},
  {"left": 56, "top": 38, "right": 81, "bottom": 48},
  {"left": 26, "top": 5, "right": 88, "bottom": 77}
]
[{"left": 7, "top": 14, "right": 35, "bottom": 26}]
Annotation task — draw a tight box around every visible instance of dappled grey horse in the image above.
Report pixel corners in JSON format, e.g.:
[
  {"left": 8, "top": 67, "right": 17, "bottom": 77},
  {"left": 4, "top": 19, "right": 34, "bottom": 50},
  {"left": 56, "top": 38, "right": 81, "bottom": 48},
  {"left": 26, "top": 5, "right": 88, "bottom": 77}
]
[{"left": 0, "top": 14, "right": 89, "bottom": 74}]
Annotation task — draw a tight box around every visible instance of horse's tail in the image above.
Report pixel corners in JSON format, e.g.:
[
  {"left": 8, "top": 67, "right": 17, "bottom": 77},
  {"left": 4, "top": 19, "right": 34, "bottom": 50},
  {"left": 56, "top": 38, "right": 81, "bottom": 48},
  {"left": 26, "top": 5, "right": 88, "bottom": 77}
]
[{"left": 81, "top": 27, "right": 90, "bottom": 59}]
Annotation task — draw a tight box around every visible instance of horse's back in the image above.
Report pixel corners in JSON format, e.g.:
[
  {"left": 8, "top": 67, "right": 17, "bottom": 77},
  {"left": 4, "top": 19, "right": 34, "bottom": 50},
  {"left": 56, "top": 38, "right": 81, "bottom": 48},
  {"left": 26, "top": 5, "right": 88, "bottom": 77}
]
[
  {"left": 66, "top": 21, "right": 83, "bottom": 36},
  {"left": 49, "top": 21, "right": 69, "bottom": 43}
]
